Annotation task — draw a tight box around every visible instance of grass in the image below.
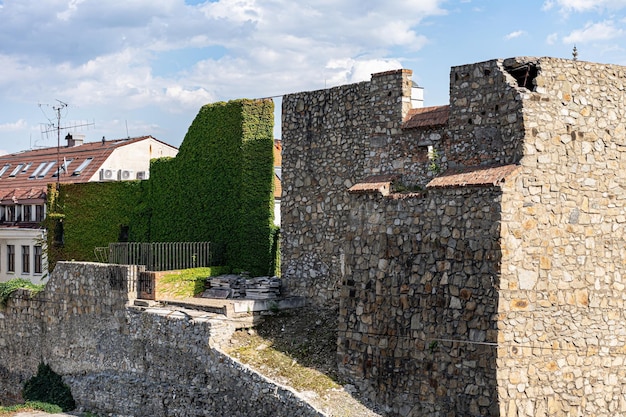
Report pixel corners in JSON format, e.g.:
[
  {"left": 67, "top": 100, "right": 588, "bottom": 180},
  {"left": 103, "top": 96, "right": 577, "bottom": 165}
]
[
  {"left": 227, "top": 333, "right": 341, "bottom": 394},
  {"left": 0, "top": 279, "right": 45, "bottom": 308},
  {"left": 158, "top": 266, "right": 230, "bottom": 298},
  {"left": 0, "top": 401, "right": 62, "bottom": 415}
]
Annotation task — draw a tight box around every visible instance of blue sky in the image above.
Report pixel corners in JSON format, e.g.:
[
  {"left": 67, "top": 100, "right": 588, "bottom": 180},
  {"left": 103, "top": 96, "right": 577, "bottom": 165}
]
[{"left": 0, "top": 0, "right": 625, "bottom": 154}]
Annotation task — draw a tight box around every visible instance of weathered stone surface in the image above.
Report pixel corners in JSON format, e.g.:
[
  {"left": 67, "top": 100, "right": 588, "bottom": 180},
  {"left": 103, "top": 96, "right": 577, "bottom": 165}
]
[
  {"left": 282, "top": 57, "right": 626, "bottom": 416},
  {"left": 0, "top": 262, "right": 324, "bottom": 417}
]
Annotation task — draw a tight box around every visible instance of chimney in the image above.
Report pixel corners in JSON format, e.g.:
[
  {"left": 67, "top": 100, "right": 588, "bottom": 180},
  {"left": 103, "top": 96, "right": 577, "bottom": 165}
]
[{"left": 65, "top": 133, "right": 85, "bottom": 147}]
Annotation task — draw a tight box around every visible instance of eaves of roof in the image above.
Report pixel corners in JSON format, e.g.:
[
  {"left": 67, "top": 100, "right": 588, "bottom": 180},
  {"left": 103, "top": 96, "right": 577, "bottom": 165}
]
[
  {"left": 426, "top": 164, "right": 519, "bottom": 188},
  {"left": 402, "top": 105, "right": 449, "bottom": 129}
]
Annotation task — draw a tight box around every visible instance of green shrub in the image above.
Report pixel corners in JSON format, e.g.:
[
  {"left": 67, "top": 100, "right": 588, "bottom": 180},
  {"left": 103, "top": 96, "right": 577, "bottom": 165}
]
[
  {"left": 23, "top": 363, "right": 75, "bottom": 412},
  {"left": 0, "top": 279, "right": 44, "bottom": 308}
]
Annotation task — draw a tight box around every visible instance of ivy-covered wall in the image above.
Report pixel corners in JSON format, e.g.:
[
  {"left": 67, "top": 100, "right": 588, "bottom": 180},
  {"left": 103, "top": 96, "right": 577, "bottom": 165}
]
[
  {"left": 46, "top": 99, "right": 276, "bottom": 277},
  {"left": 45, "top": 181, "right": 145, "bottom": 272},
  {"left": 148, "top": 99, "right": 275, "bottom": 276}
]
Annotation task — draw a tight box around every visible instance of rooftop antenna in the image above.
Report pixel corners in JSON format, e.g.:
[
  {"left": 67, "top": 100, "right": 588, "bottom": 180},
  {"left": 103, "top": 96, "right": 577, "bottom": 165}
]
[
  {"left": 38, "top": 100, "right": 95, "bottom": 186},
  {"left": 572, "top": 45, "right": 578, "bottom": 61}
]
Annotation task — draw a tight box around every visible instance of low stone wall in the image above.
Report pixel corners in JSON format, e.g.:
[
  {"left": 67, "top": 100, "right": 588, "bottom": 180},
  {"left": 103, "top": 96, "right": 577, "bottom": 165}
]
[{"left": 0, "top": 262, "right": 324, "bottom": 417}]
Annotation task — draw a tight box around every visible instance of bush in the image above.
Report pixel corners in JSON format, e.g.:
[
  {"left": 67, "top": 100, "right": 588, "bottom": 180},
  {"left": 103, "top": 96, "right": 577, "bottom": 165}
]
[
  {"left": 23, "top": 363, "right": 75, "bottom": 412},
  {"left": 0, "top": 279, "right": 44, "bottom": 308}
]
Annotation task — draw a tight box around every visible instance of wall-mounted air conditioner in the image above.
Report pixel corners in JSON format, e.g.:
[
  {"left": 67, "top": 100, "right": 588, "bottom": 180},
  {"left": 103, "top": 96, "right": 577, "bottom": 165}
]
[
  {"left": 119, "top": 170, "right": 134, "bottom": 180},
  {"left": 100, "top": 169, "right": 117, "bottom": 181}
]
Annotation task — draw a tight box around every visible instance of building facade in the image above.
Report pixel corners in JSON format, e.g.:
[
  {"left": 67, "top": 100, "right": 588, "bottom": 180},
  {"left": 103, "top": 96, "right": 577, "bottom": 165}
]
[{"left": 0, "top": 135, "right": 178, "bottom": 283}]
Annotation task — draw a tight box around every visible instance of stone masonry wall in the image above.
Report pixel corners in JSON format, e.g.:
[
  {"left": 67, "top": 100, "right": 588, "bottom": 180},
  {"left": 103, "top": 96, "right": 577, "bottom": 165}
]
[
  {"left": 497, "top": 58, "right": 626, "bottom": 416},
  {"left": 281, "top": 70, "right": 414, "bottom": 305},
  {"left": 0, "top": 262, "right": 323, "bottom": 417},
  {"left": 339, "top": 187, "right": 503, "bottom": 416}
]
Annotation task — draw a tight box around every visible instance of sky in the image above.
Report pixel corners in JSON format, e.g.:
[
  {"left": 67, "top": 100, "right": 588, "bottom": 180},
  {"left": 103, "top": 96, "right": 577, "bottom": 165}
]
[{"left": 1, "top": 0, "right": 626, "bottom": 155}]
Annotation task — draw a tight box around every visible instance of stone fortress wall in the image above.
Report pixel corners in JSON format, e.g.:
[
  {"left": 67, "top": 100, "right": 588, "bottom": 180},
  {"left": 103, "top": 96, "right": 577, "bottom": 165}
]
[
  {"left": 281, "top": 57, "right": 626, "bottom": 416},
  {"left": 0, "top": 262, "right": 323, "bottom": 417}
]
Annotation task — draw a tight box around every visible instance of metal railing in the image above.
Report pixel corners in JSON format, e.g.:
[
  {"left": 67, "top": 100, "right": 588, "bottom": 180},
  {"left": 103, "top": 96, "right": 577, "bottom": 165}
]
[{"left": 95, "top": 242, "right": 223, "bottom": 271}]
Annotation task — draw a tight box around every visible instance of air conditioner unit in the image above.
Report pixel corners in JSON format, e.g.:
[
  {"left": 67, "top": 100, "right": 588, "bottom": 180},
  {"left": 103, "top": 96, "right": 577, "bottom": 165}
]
[
  {"left": 120, "top": 170, "right": 134, "bottom": 180},
  {"left": 101, "top": 169, "right": 116, "bottom": 181},
  {"left": 136, "top": 171, "right": 147, "bottom": 180}
]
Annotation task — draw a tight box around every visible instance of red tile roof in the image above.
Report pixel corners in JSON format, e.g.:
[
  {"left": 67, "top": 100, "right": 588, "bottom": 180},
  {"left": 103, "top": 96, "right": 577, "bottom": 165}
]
[
  {"left": 426, "top": 164, "right": 519, "bottom": 188},
  {"left": 403, "top": 105, "right": 449, "bottom": 129},
  {"left": 0, "top": 136, "right": 157, "bottom": 203},
  {"left": 348, "top": 174, "right": 399, "bottom": 196}
]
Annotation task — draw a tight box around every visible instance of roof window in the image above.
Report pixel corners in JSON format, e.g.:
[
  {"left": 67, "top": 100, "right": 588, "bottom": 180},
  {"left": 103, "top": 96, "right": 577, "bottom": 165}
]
[
  {"left": 0, "top": 164, "right": 10, "bottom": 177},
  {"left": 72, "top": 157, "right": 93, "bottom": 176},
  {"left": 9, "top": 164, "right": 24, "bottom": 177},
  {"left": 30, "top": 162, "right": 47, "bottom": 179},
  {"left": 38, "top": 161, "right": 56, "bottom": 178}
]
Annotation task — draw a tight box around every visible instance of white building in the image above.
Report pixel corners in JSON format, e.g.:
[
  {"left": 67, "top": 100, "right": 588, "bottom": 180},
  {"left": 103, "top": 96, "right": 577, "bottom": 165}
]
[{"left": 0, "top": 135, "right": 178, "bottom": 283}]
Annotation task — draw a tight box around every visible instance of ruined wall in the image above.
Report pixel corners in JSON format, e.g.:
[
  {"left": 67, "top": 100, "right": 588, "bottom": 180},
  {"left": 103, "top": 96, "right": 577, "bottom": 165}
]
[
  {"left": 497, "top": 58, "right": 626, "bottom": 416},
  {"left": 0, "top": 262, "right": 323, "bottom": 417},
  {"left": 338, "top": 187, "right": 503, "bottom": 416},
  {"left": 281, "top": 70, "right": 415, "bottom": 305},
  {"left": 447, "top": 59, "right": 526, "bottom": 168}
]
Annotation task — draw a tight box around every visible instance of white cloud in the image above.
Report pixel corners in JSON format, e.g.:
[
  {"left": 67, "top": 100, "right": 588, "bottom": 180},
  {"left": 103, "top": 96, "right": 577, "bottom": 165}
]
[
  {"left": 563, "top": 20, "right": 624, "bottom": 43},
  {"left": 546, "top": 32, "right": 559, "bottom": 44},
  {"left": 0, "top": 119, "right": 27, "bottom": 131},
  {"left": 505, "top": 30, "right": 526, "bottom": 40},
  {"left": 543, "top": 0, "right": 626, "bottom": 13}
]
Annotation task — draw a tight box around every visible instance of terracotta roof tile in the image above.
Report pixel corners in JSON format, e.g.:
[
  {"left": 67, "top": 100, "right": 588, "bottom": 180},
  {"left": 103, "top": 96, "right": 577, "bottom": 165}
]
[
  {"left": 0, "top": 136, "right": 156, "bottom": 202},
  {"left": 348, "top": 174, "right": 399, "bottom": 196},
  {"left": 426, "top": 164, "right": 519, "bottom": 188},
  {"left": 403, "top": 105, "right": 449, "bottom": 129}
]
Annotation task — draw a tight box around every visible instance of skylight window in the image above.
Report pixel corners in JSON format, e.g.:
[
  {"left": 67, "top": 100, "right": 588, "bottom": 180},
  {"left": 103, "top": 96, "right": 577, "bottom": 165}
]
[
  {"left": 21, "top": 162, "right": 32, "bottom": 173},
  {"left": 0, "top": 164, "right": 10, "bottom": 177},
  {"left": 72, "top": 157, "right": 93, "bottom": 176},
  {"left": 37, "top": 161, "right": 56, "bottom": 178},
  {"left": 9, "top": 164, "right": 24, "bottom": 177},
  {"left": 53, "top": 158, "right": 73, "bottom": 177},
  {"left": 30, "top": 162, "right": 47, "bottom": 179}
]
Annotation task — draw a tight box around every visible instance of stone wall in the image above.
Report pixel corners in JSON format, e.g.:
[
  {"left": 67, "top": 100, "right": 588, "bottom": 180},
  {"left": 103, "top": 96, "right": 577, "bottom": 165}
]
[
  {"left": 282, "top": 56, "right": 626, "bottom": 416},
  {"left": 0, "top": 262, "right": 323, "bottom": 417},
  {"left": 497, "top": 58, "right": 626, "bottom": 416},
  {"left": 339, "top": 187, "right": 503, "bottom": 416}
]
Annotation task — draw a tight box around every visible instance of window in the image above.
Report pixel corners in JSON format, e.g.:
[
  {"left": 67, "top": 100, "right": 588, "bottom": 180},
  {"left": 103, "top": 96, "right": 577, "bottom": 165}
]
[
  {"left": 30, "top": 162, "right": 47, "bottom": 179},
  {"left": 53, "top": 158, "right": 73, "bottom": 177},
  {"left": 22, "top": 246, "right": 30, "bottom": 274},
  {"left": 7, "top": 245, "right": 15, "bottom": 272},
  {"left": 9, "top": 164, "right": 23, "bottom": 177},
  {"left": 5, "top": 206, "right": 15, "bottom": 222},
  {"left": 35, "top": 205, "right": 45, "bottom": 222},
  {"left": 34, "top": 245, "right": 42, "bottom": 274},
  {"left": 38, "top": 161, "right": 56, "bottom": 178},
  {"left": 23, "top": 205, "right": 32, "bottom": 222},
  {"left": 0, "top": 164, "right": 10, "bottom": 177},
  {"left": 72, "top": 158, "right": 93, "bottom": 176}
]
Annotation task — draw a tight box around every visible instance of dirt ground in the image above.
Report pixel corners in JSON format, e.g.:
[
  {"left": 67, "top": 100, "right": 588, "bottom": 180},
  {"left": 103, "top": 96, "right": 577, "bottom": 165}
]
[{"left": 224, "top": 306, "right": 384, "bottom": 417}]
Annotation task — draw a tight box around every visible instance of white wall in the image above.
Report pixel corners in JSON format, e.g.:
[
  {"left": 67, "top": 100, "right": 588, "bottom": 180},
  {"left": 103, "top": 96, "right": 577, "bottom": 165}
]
[
  {"left": 0, "top": 228, "right": 47, "bottom": 284},
  {"left": 88, "top": 138, "right": 178, "bottom": 181}
]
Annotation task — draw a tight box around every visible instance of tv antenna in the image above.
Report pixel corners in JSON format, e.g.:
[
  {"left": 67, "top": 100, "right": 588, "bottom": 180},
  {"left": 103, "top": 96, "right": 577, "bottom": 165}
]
[{"left": 38, "top": 100, "right": 95, "bottom": 185}]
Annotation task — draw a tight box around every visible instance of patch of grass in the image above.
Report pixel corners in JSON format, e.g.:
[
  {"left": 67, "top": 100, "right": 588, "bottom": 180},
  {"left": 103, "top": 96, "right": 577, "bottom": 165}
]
[
  {"left": 0, "top": 400, "right": 62, "bottom": 415},
  {"left": 159, "top": 266, "right": 230, "bottom": 298},
  {"left": 227, "top": 333, "right": 340, "bottom": 394},
  {"left": 0, "top": 279, "right": 45, "bottom": 308}
]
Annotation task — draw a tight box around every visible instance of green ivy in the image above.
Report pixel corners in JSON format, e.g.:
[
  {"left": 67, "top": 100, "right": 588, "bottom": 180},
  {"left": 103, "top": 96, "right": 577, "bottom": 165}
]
[
  {"left": 0, "top": 278, "right": 44, "bottom": 308},
  {"left": 45, "top": 99, "right": 277, "bottom": 277}
]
